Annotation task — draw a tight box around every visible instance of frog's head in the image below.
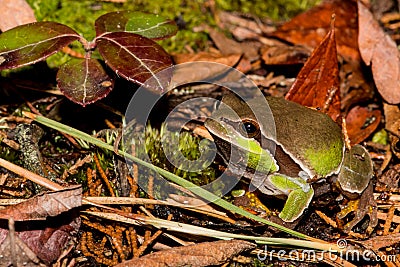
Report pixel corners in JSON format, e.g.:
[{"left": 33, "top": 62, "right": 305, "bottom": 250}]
[{"left": 204, "top": 93, "right": 279, "bottom": 178}]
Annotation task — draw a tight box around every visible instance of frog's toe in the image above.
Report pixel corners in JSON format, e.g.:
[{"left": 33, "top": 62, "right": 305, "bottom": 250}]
[
  {"left": 337, "top": 183, "right": 377, "bottom": 233},
  {"left": 279, "top": 188, "right": 314, "bottom": 222}
]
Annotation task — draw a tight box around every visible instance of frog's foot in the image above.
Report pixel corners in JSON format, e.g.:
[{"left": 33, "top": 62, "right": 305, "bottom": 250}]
[
  {"left": 268, "top": 174, "right": 314, "bottom": 222},
  {"left": 232, "top": 190, "right": 272, "bottom": 217},
  {"left": 337, "top": 183, "right": 377, "bottom": 234},
  {"left": 232, "top": 190, "right": 300, "bottom": 231},
  {"left": 279, "top": 187, "right": 314, "bottom": 222}
]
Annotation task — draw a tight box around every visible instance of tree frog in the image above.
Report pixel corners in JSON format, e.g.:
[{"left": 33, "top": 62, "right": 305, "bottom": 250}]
[{"left": 205, "top": 93, "right": 374, "bottom": 223}]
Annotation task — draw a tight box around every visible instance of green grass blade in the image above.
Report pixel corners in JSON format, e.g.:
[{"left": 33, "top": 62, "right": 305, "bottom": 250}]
[{"left": 28, "top": 112, "right": 314, "bottom": 240}]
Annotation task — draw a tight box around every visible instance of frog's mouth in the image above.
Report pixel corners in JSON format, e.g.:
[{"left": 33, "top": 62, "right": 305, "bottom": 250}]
[{"left": 206, "top": 117, "right": 299, "bottom": 175}]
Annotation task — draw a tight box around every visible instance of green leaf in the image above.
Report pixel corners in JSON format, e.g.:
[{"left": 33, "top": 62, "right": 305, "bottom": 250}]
[
  {"left": 96, "top": 32, "right": 172, "bottom": 92},
  {"left": 0, "top": 22, "right": 80, "bottom": 70},
  {"left": 57, "top": 58, "right": 114, "bottom": 106},
  {"left": 95, "top": 11, "right": 178, "bottom": 40}
]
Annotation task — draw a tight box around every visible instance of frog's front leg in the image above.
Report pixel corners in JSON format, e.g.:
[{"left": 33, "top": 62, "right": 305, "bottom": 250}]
[{"left": 258, "top": 173, "right": 314, "bottom": 222}]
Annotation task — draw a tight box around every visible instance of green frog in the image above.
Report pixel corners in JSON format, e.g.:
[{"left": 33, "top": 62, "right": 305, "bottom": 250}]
[{"left": 205, "top": 93, "right": 375, "bottom": 227}]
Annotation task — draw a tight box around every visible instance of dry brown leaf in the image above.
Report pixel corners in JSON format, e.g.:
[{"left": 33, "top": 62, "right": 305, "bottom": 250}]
[
  {"left": 0, "top": 215, "right": 80, "bottom": 265},
  {"left": 285, "top": 20, "right": 341, "bottom": 121},
  {"left": 359, "top": 232, "right": 400, "bottom": 251},
  {"left": 114, "top": 239, "right": 256, "bottom": 267},
  {"left": 0, "top": 0, "right": 36, "bottom": 31},
  {"left": 0, "top": 221, "right": 42, "bottom": 266},
  {"left": 208, "top": 27, "right": 243, "bottom": 55},
  {"left": 173, "top": 51, "right": 241, "bottom": 66},
  {"left": 0, "top": 186, "right": 82, "bottom": 221},
  {"left": 358, "top": 1, "right": 400, "bottom": 104},
  {"left": 171, "top": 52, "right": 246, "bottom": 86},
  {"left": 383, "top": 103, "right": 400, "bottom": 158},
  {"left": 272, "top": 0, "right": 359, "bottom": 61},
  {"left": 261, "top": 45, "right": 311, "bottom": 65},
  {"left": 346, "top": 106, "right": 381, "bottom": 145},
  {"left": 217, "top": 10, "right": 275, "bottom": 36},
  {"left": 339, "top": 60, "right": 374, "bottom": 111},
  {"left": 0, "top": 187, "right": 82, "bottom": 264}
]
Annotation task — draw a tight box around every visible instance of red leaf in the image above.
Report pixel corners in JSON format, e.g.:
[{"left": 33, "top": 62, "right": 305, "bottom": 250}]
[
  {"left": 346, "top": 106, "right": 381, "bottom": 145},
  {"left": 0, "top": 22, "right": 80, "bottom": 70},
  {"left": 271, "top": 0, "right": 359, "bottom": 61},
  {"left": 285, "top": 20, "right": 341, "bottom": 121},
  {"left": 96, "top": 32, "right": 172, "bottom": 92},
  {"left": 358, "top": 1, "right": 400, "bottom": 104},
  {"left": 0, "top": 215, "right": 80, "bottom": 265},
  {"left": 0, "top": 187, "right": 82, "bottom": 264},
  {"left": 57, "top": 58, "right": 114, "bottom": 106}
]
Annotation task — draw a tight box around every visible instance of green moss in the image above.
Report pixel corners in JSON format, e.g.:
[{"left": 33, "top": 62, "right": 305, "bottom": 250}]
[
  {"left": 122, "top": 123, "right": 221, "bottom": 199},
  {"left": 0, "top": 145, "right": 20, "bottom": 163},
  {"left": 145, "top": 124, "right": 218, "bottom": 187},
  {"left": 26, "top": 0, "right": 122, "bottom": 40},
  {"left": 372, "top": 129, "right": 388, "bottom": 145}
]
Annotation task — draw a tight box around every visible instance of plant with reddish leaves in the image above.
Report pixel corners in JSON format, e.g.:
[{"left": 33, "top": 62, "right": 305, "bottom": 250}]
[{"left": 0, "top": 11, "right": 177, "bottom": 106}]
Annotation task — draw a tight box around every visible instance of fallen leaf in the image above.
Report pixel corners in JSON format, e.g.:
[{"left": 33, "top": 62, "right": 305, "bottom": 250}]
[
  {"left": 383, "top": 103, "right": 400, "bottom": 158},
  {"left": 0, "top": 186, "right": 82, "bottom": 221},
  {"left": 0, "top": 0, "right": 36, "bottom": 32},
  {"left": 171, "top": 52, "right": 245, "bottom": 86},
  {"left": 0, "top": 214, "right": 81, "bottom": 265},
  {"left": 359, "top": 232, "right": 400, "bottom": 251},
  {"left": 339, "top": 60, "right": 374, "bottom": 111},
  {"left": 208, "top": 27, "right": 244, "bottom": 55},
  {"left": 383, "top": 103, "right": 400, "bottom": 136},
  {"left": 114, "top": 239, "right": 256, "bottom": 267},
  {"left": 217, "top": 10, "right": 274, "bottom": 37},
  {"left": 271, "top": 0, "right": 359, "bottom": 61},
  {"left": 358, "top": 1, "right": 400, "bottom": 104},
  {"left": 345, "top": 106, "right": 381, "bottom": 145},
  {"left": 285, "top": 19, "right": 341, "bottom": 121},
  {"left": 173, "top": 51, "right": 241, "bottom": 66},
  {"left": 210, "top": 31, "right": 260, "bottom": 63},
  {"left": 261, "top": 45, "right": 311, "bottom": 65},
  {"left": 0, "top": 220, "right": 41, "bottom": 266}
]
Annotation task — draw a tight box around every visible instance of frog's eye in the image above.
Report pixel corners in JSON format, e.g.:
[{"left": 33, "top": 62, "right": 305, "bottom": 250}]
[{"left": 240, "top": 119, "right": 260, "bottom": 138}]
